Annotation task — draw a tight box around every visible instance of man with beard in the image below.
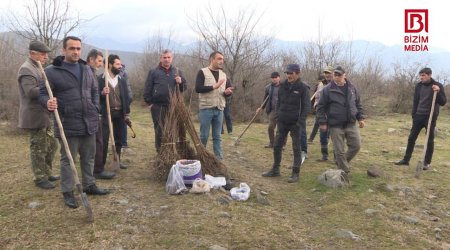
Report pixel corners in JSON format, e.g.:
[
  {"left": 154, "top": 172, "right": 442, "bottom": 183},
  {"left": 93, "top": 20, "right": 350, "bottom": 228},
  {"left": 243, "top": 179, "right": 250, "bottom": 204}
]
[
  {"left": 41, "top": 36, "right": 110, "bottom": 209},
  {"left": 98, "top": 54, "right": 131, "bottom": 170},
  {"left": 262, "top": 64, "right": 310, "bottom": 183}
]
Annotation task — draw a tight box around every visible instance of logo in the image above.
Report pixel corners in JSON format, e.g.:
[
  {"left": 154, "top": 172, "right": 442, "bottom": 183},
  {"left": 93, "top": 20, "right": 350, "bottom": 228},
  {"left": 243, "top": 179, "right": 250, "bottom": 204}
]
[{"left": 404, "top": 9, "right": 429, "bottom": 51}]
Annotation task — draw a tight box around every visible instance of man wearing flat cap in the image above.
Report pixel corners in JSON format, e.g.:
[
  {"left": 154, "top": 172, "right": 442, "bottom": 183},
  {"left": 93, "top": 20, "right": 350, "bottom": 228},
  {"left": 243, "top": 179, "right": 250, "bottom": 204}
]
[
  {"left": 18, "top": 40, "right": 59, "bottom": 189},
  {"left": 316, "top": 66, "right": 365, "bottom": 182},
  {"left": 262, "top": 64, "right": 310, "bottom": 183}
]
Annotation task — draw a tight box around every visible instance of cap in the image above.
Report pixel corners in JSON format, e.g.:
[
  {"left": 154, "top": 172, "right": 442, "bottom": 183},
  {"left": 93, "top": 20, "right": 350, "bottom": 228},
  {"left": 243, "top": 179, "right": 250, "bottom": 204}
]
[
  {"left": 270, "top": 72, "right": 280, "bottom": 78},
  {"left": 29, "top": 40, "right": 51, "bottom": 53},
  {"left": 284, "top": 64, "right": 300, "bottom": 73},
  {"left": 334, "top": 65, "right": 345, "bottom": 75},
  {"left": 323, "top": 66, "right": 334, "bottom": 73}
]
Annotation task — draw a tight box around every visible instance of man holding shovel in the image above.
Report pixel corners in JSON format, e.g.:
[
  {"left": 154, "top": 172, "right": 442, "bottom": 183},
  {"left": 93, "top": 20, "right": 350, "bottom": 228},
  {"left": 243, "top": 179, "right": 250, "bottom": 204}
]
[
  {"left": 40, "top": 36, "right": 110, "bottom": 209},
  {"left": 395, "top": 67, "right": 447, "bottom": 170}
]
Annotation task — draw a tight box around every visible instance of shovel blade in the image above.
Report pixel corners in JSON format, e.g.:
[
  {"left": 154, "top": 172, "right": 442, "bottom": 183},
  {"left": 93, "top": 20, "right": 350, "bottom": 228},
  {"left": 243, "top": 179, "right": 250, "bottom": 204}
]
[
  {"left": 110, "top": 160, "right": 120, "bottom": 172},
  {"left": 415, "top": 160, "right": 423, "bottom": 178},
  {"left": 76, "top": 184, "right": 94, "bottom": 222},
  {"left": 233, "top": 139, "right": 240, "bottom": 146}
]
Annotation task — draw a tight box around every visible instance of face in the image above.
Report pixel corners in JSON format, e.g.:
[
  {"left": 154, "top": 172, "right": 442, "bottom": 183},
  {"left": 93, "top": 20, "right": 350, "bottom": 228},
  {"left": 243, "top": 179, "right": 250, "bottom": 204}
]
[
  {"left": 88, "top": 55, "right": 103, "bottom": 70},
  {"left": 30, "top": 51, "right": 49, "bottom": 64},
  {"left": 110, "top": 59, "right": 122, "bottom": 75},
  {"left": 333, "top": 72, "right": 345, "bottom": 82},
  {"left": 63, "top": 39, "right": 82, "bottom": 63},
  {"left": 324, "top": 72, "right": 333, "bottom": 81},
  {"left": 271, "top": 76, "right": 280, "bottom": 85},
  {"left": 210, "top": 53, "right": 224, "bottom": 70},
  {"left": 419, "top": 73, "right": 431, "bottom": 82},
  {"left": 160, "top": 52, "right": 173, "bottom": 68},
  {"left": 286, "top": 71, "right": 300, "bottom": 83}
]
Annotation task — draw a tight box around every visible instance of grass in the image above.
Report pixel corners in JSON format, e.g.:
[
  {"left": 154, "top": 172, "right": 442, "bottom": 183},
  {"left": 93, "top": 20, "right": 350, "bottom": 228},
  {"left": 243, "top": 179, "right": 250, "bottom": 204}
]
[{"left": 0, "top": 105, "right": 449, "bottom": 249}]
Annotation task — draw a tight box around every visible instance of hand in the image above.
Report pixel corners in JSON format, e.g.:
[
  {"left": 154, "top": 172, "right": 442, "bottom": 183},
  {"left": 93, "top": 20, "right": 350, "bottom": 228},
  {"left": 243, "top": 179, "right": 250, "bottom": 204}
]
[
  {"left": 148, "top": 104, "right": 153, "bottom": 110},
  {"left": 319, "top": 124, "right": 327, "bottom": 132},
  {"left": 359, "top": 120, "right": 365, "bottom": 128},
  {"left": 175, "top": 76, "right": 182, "bottom": 84},
  {"left": 213, "top": 79, "right": 226, "bottom": 89},
  {"left": 102, "top": 86, "right": 110, "bottom": 95},
  {"left": 224, "top": 87, "right": 233, "bottom": 95},
  {"left": 256, "top": 107, "right": 262, "bottom": 114},
  {"left": 124, "top": 115, "right": 132, "bottom": 126},
  {"left": 47, "top": 97, "right": 57, "bottom": 111},
  {"left": 432, "top": 85, "right": 440, "bottom": 92}
]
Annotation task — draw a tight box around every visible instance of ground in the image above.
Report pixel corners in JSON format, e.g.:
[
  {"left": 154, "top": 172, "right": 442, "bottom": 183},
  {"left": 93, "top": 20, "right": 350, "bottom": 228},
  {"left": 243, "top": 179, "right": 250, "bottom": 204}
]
[{"left": 0, "top": 104, "right": 449, "bottom": 249}]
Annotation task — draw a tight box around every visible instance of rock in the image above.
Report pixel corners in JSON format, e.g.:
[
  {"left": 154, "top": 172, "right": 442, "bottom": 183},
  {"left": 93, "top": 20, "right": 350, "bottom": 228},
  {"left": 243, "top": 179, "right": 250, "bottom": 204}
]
[
  {"left": 256, "top": 192, "right": 270, "bottom": 205},
  {"left": 403, "top": 216, "right": 419, "bottom": 225},
  {"left": 427, "top": 195, "right": 437, "bottom": 199},
  {"left": 208, "top": 245, "right": 227, "bottom": 250},
  {"left": 118, "top": 199, "right": 129, "bottom": 205},
  {"left": 217, "top": 196, "right": 230, "bottom": 205},
  {"left": 374, "top": 183, "right": 394, "bottom": 192},
  {"left": 318, "top": 169, "right": 348, "bottom": 188},
  {"left": 368, "top": 189, "right": 374, "bottom": 193},
  {"left": 377, "top": 204, "right": 386, "bottom": 209},
  {"left": 260, "top": 190, "right": 269, "bottom": 195},
  {"left": 381, "top": 149, "right": 389, "bottom": 153},
  {"left": 387, "top": 128, "right": 396, "bottom": 133},
  {"left": 160, "top": 205, "right": 169, "bottom": 210},
  {"left": 430, "top": 216, "right": 440, "bottom": 222},
  {"left": 335, "top": 229, "right": 361, "bottom": 241},
  {"left": 398, "top": 191, "right": 405, "bottom": 197},
  {"left": 28, "top": 201, "right": 41, "bottom": 209},
  {"left": 367, "top": 167, "right": 383, "bottom": 178},
  {"left": 218, "top": 212, "right": 232, "bottom": 219},
  {"left": 434, "top": 228, "right": 442, "bottom": 241},
  {"left": 365, "top": 209, "right": 378, "bottom": 215}
]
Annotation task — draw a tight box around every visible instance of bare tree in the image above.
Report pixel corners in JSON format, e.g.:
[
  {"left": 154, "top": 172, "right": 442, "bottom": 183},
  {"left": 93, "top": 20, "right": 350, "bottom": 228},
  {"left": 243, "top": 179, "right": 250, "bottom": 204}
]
[{"left": 4, "top": 0, "right": 88, "bottom": 59}]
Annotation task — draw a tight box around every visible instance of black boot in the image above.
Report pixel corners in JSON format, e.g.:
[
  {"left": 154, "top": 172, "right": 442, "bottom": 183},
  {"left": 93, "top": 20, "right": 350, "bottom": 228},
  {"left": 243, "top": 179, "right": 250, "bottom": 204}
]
[
  {"left": 288, "top": 167, "right": 300, "bottom": 183},
  {"left": 318, "top": 147, "right": 328, "bottom": 161},
  {"left": 262, "top": 166, "right": 280, "bottom": 177},
  {"left": 63, "top": 191, "right": 79, "bottom": 209}
]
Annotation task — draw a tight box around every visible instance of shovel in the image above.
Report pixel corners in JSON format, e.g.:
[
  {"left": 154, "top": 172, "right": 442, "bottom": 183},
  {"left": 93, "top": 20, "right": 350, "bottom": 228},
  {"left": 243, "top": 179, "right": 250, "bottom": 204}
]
[
  {"left": 103, "top": 51, "right": 121, "bottom": 171},
  {"left": 415, "top": 91, "right": 437, "bottom": 178},
  {"left": 37, "top": 61, "right": 94, "bottom": 222},
  {"left": 234, "top": 95, "right": 269, "bottom": 146}
]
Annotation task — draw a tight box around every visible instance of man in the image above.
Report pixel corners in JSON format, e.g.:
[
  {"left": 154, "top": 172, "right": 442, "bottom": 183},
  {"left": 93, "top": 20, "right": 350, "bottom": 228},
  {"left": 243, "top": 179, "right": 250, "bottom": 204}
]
[
  {"left": 40, "top": 36, "right": 110, "bottom": 209},
  {"left": 310, "top": 66, "right": 334, "bottom": 161},
  {"left": 262, "top": 64, "right": 310, "bottom": 183},
  {"left": 195, "top": 51, "right": 233, "bottom": 160},
  {"left": 18, "top": 40, "right": 58, "bottom": 189},
  {"left": 98, "top": 54, "right": 131, "bottom": 170},
  {"left": 316, "top": 66, "right": 365, "bottom": 181},
  {"left": 257, "top": 72, "right": 282, "bottom": 148},
  {"left": 395, "top": 67, "right": 446, "bottom": 170},
  {"left": 144, "top": 49, "right": 187, "bottom": 152},
  {"left": 86, "top": 49, "right": 116, "bottom": 180}
]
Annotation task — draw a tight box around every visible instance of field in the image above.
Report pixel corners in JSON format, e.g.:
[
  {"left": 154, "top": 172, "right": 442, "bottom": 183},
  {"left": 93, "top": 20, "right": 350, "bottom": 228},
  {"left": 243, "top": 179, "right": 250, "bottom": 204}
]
[{"left": 0, "top": 104, "right": 449, "bottom": 249}]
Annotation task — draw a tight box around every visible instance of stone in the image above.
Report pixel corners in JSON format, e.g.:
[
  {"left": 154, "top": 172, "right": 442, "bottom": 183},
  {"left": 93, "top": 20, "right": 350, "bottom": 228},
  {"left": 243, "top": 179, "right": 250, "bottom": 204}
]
[
  {"left": 374, "top": 183, "right": 394, "bottom": 192},
  {"left": 430, "top": 216, "right": 440, "bottom": 222},
  {"left": 377, "top": 204, "right": 386, "bottom": 209},
  {"left": 256, "top": 192, "right": 270, "bottom": 205},
  {"left": 335, "top": 229, "right": 361, "bottom": 241},
  {"left": 387, "top": 128, "right": 396, "bottom": 133},
  {"left": 367, "top": 167, "right": 383, "bottom": 178},
  {"left": 218, "top": 212, "right": 232, "bottom": 219},
  {"left": 217, "top": 196, "right": 230, "bottom": 205},
  {"left": 260, "top": 190, "right": 269, "bottom": 195},
  {"left": 28, "top": 201, "right": 41, "bottom": 209},
  {"left": 318, "top": 169, "right": 347, "bottom": 188},
  {"left": 365, "top": 209, "right": 378, "bottom": 215},
  {"left": 160, "top": 205, "right": 169, "bottom": 210},
  {"left": 368, "top": 189, "right": 374, "bottom": 193},
  {"left": 208, "top": 245, "right": 227, "bottom": 250},
  {"left": 403, "top": 216, "right": 419, "bottom": 225},
  {"left": 118, "top": 199, "right": 129, "bottom": 205}
]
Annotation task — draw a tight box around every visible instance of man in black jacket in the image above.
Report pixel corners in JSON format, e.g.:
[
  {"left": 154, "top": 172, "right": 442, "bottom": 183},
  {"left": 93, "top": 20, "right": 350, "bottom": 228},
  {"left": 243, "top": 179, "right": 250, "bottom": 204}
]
[
  {"left": 316, "top": 66, "right": 365, "bottom": 181},
  {"left": 262, "top": 64, "right": 310, "bottom": 183},
  {"left": 143, "top": 49, "right": 187, "bottom": 152},
  {"left": 41, "top": 36, "right": 110, "bottom": 209},
  {"left": 395, "top": 67, "right": 447, "bottom": 170}
]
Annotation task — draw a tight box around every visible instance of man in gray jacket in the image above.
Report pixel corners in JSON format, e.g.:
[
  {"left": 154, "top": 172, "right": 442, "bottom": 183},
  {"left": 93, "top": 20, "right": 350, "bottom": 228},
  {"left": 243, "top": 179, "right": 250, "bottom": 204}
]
[
  {"left": 18, "top": 41, "right": 58, "bottom": 189},
  {"left": 316, "top": 66, "right": 365, "bottom": 182}
]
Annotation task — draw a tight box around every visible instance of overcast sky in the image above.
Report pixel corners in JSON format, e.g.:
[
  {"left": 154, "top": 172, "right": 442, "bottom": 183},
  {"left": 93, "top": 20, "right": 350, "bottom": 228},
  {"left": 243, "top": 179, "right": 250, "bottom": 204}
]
[{"left": 3, "top": 0, "right": 449, "bottom": 51}]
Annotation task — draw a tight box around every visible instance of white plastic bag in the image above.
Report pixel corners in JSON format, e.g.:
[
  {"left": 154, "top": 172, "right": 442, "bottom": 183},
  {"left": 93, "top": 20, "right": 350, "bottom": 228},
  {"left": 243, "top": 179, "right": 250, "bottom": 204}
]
[
  {"left": 165, "top": 165, "right": 188, "bottom": 195},
  {"left": 190, "top": 178, "right": 211, "bottom": 193},
  {"left": 230, "top": 183, "right": 250, "bottom": 201},
  {"left": 204, "top": 174, "right": 226, "bottom": 189}
]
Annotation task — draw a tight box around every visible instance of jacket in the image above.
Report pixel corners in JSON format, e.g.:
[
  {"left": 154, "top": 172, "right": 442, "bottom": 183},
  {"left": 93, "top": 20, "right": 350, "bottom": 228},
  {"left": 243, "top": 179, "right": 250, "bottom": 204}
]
[
  {"left": 143, "top": 64, "right": 187, "bottom": 106},
  {"left": 412, "top": 78, "right": 446, "bottom": 117},
  {"left": 98, "top": 74, "right": 131, "bottom": 117},
  {"left": 316, "top": 79, "right": 365, "bottom": 127},
  {"left": 17, "top": 58, "right": 51, "bottom": 129},
  {"left": 40, "top": 56, "right": 99, "bottom": 137},
  {"left": 261, "top": 83, "right": 279, "bottom": 114},
  {"left": 276, "top": 79, "right": 310, "bottom": 127}
]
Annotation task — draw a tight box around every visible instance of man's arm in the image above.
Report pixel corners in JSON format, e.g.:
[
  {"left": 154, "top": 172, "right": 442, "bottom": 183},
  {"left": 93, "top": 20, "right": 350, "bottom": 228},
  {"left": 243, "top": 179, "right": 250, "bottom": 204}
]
[
  {"left": 298, "top": 84, "right": 311, "bottom": 127},
  {"left": 178, "top": 69, "right": 187, "bottom": 92},
  {"left": 195, "top": 70, "right": 213, "bottom": 93},
  {"left": 316, "top": 86, "right": 328, "bottom": 125},
  {"left": 19, "top": 75, "right": 40, "bottom": 99},
  {"left": 143, "top": 69, "right": 154, "bottom": 105},
  {"left": 435, "top": 82, "right": 447, "bottom": 106}
]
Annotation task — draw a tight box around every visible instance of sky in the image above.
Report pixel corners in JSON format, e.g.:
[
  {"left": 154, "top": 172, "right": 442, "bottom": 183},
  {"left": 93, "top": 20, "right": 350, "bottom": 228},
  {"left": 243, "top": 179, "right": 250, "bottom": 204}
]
[{"left": 2, "top": 0, "right": 450, "bottom": 51}]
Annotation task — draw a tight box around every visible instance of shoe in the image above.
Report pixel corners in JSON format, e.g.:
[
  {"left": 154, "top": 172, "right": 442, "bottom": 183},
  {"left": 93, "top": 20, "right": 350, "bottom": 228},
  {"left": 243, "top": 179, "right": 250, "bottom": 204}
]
[
  {"left": 94, "top": 171, "right": 116, "bottom": 180},
  {"left": 264, "top": 144, "right": 273, "bottom": 148},
  {"left": 48, "top": 175, "right": 60, "bottom": 182},
  {"left": 288, "top": 173, "right": 299, "bottom": 183},
  {"left": 63, "top": 192, "right": 79, "bottom": 209},
  {"left": 120, "top": 162, "right": 128, "bottom": 169},
  {"left": 423, "top": 164, "right": 431, "bottom": 170},
  {"left": 83, "top": 184, "right": 110, "bottom": 195},
  {"left": 35, "top": 180, "right": 55, "bottom": 189},
  {"left": 394, "top": 159, "right": 409, "bottom": 166},
  {"left": 262, "top": 169, "right": 280, "bottom": 177},
  {"left": 316, "top": 157, "right": 328, "bottom": 162}
]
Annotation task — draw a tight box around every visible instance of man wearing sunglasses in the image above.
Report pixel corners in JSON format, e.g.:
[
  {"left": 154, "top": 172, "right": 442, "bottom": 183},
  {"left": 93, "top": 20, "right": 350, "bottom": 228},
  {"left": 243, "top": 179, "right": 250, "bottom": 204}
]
[{"left": 316, "top": 66, "right": 365, "bottom": 183}]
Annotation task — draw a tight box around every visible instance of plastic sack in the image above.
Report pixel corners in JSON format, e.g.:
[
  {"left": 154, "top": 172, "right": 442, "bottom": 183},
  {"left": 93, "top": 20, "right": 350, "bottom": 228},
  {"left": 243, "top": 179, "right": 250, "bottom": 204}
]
[
  {"left": 230, "top": 183, "right": 251, "bottom": 201},
  {"left": 176, "top": 160, "right": 202, "bottom": 185},
  {"left": 190, "top": 178, "right": 211, "bottom": 194},
  {"left": 204, "top": 174, "right": 226, "bottom": 189},
  {"left": 165, "top": 164, "right": 188, "bottom": 195}
]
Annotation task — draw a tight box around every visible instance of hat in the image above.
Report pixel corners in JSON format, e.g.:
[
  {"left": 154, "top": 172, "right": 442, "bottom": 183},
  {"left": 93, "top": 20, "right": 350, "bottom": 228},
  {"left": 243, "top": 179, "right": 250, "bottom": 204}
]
[
  {"left": 334, "top": 66, "right": 345, "bottom": 75},
  {"left": 270, "top": 72, "right": 280, "bottom": 78},
  {"left": 323, "top": 66, "right": 334, "bottom": 73},
  {"left": 284, "top": 64, "right": 300, "bottom": 73},
  {"left": 29, "top": 40, "right": 51, "bottom": 53}
]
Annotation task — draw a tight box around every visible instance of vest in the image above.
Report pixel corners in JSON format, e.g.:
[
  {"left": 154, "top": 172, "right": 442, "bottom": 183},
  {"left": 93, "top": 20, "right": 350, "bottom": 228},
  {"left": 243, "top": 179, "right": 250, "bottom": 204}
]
[{"left": 198, "top": 67, "right": 227, "bottom": 110}]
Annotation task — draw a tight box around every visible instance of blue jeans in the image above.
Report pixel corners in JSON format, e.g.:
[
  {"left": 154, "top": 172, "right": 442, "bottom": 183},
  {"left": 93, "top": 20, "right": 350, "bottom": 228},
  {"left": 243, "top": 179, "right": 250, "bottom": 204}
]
[{"left": 199, "top": 108, "right": 224, "bottom": 159}]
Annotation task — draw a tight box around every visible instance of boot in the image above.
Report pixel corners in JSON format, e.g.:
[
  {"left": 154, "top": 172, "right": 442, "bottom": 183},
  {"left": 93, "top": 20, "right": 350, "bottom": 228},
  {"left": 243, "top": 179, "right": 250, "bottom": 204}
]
[
  {"left": 262, "top": 166, "right": 280, "bottom": 177},
  {"left": 288, "top": 167, "right": 300, "bottom": 183},
  {"left": 317, "top": 147, "right": 328, "bottom": 161}
]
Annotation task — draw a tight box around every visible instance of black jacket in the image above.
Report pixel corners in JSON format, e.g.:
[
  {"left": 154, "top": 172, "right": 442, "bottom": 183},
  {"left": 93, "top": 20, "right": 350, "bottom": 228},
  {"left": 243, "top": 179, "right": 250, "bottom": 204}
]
[
  {"left": 412, "top": 78, "right": 446, "bottom": 116},
  {"left": 276, "top": 79, "right": 310, "bottom": 127},
  {"left": 316, "top": 79, "right": 364, "bottom": 127},
  {"left": 143, "top": 64, "right": 187, "bottom": 106},
  {"left": 40, "top": 56, "right": 99, "bottom": 137},
  {"left": 98, "top": 74, "right": 131, "bottom": 117}
]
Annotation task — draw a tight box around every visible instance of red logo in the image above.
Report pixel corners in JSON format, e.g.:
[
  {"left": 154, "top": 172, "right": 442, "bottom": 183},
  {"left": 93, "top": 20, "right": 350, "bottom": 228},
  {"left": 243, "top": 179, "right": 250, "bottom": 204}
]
[{"left": 405, "top": 9, "right": 428, "bottom": 33}]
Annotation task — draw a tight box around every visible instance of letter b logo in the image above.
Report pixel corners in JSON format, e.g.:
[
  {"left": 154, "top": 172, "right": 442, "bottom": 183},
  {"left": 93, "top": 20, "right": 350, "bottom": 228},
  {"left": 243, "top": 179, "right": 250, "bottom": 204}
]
[{"left": 405, "top": 9, "right": 428, "bottom": 33}]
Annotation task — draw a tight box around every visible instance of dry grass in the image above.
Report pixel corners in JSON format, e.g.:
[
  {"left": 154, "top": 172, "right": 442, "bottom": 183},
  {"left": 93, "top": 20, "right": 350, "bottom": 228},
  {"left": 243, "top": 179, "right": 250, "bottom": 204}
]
[{"left": 0, "top": 106, "right": 449, "bottom": 249}]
